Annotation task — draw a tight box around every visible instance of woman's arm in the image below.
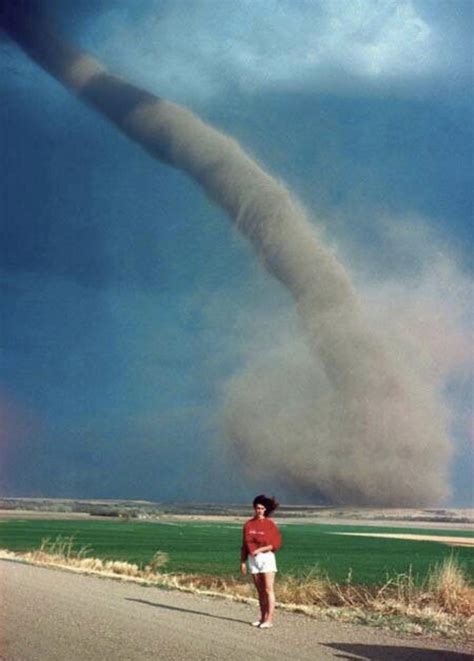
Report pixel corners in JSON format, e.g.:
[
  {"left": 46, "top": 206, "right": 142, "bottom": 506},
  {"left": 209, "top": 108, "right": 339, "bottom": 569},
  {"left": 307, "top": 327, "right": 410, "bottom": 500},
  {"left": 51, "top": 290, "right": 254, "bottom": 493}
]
[
  {"left": 268, "top": 521, "right": 282, "bottom": 552},
  {"left": 241, "top": 523, "right": 249, "bottom": 561},
  {"left": 252, "top": 544, "right": 273, "bottom": 554},
  {"left": 240, "top": 524, "right": 249, "bottom": 573}
]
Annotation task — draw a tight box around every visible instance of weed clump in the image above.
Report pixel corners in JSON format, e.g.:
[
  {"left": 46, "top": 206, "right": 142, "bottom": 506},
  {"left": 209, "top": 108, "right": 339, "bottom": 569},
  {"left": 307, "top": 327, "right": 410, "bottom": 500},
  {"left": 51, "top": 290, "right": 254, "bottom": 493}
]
[
  {"left": 145, "top": 551, "right": 169, "bottom": 573},
  {"left": 427, "top": 556, "right": 472, "bottom": 616},
  {"left": 24, "top": 536, "right": 166, "bottom": 580}
]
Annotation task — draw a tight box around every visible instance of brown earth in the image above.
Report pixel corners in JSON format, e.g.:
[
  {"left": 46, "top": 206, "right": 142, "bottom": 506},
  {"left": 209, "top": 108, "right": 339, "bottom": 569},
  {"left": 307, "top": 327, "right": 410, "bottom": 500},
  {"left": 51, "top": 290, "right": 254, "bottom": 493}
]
[{"left": 0, "top": 507, "right": 472, "bottom": 531}]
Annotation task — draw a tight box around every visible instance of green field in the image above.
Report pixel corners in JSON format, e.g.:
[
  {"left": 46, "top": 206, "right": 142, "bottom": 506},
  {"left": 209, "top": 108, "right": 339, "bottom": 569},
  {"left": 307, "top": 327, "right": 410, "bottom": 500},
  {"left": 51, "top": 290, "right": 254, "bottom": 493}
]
[{"left": 0, "top": 519, "right": 472, "bottom": 585}]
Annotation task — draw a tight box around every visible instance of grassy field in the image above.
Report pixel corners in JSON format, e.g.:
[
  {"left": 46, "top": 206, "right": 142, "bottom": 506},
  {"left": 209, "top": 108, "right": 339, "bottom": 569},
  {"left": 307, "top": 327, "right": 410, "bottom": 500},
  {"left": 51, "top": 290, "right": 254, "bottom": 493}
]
[{"left": 0, "top": 518, "right": 472, "bottom": 585}]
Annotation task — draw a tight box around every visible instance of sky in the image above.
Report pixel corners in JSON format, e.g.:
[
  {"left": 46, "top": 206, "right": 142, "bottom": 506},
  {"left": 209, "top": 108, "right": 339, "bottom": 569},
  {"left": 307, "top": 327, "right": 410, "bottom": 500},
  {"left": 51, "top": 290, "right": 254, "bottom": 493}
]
[{"left": 0, "top": 0, "right": 472, "bottom": 505}]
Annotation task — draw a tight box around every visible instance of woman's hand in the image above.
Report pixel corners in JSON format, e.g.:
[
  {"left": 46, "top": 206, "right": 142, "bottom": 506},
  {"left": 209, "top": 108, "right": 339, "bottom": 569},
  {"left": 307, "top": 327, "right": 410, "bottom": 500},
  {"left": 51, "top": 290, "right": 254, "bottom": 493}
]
[
  {"left": 253, "top": 545, "right": 272, "bottom": 555},
  {"left": 240, "top": 562, "right": 247, "bottom": 575}
]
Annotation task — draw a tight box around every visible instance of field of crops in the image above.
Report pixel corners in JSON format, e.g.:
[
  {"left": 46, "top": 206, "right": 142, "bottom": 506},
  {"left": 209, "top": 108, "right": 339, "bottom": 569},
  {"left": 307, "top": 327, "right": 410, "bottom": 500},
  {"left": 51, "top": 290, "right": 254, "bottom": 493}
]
[{"left": 0, "top": 518, "right": 472, "bottom": 585}]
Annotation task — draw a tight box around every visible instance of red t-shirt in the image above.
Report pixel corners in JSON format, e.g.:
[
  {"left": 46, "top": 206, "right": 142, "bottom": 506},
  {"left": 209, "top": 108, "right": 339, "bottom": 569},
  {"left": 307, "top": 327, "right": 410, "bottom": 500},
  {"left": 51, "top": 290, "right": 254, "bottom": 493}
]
[{"left": 241, "top": 517, "right": 282, "bottom": 561}]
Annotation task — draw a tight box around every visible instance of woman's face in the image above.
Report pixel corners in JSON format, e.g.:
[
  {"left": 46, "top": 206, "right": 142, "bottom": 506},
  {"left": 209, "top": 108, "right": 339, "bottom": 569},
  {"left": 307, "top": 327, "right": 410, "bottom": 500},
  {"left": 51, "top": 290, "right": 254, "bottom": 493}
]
[{"left": 254, "top": 503, "right": 266, "bottom": 519}]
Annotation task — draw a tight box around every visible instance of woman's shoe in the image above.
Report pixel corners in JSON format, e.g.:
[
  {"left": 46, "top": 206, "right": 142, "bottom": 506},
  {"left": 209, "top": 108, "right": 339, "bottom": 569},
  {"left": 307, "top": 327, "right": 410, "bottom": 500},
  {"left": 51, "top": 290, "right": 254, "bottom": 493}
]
[
  {"left": 258, "top": 622, "right": 273, "bottom": 629},
  {"left": 251, "top": 620, "right": 261, "bottom": 627}
]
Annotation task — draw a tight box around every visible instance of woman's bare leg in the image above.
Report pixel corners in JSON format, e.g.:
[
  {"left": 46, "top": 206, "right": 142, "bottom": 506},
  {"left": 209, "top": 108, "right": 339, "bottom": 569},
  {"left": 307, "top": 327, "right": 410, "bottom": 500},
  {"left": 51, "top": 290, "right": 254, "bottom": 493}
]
[
  {"left": 262, "top": 572, "right": 276, "bottom": 623},
  {"left": 252, "top": 574, "right": 267, "bottom": 621}
]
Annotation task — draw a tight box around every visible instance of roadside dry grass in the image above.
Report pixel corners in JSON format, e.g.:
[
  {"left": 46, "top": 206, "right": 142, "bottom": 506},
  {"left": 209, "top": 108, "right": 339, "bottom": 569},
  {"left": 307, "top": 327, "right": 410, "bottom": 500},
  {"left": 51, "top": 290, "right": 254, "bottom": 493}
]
[{"left": 1, "top": 536, "right": 472, "bottom": 640}]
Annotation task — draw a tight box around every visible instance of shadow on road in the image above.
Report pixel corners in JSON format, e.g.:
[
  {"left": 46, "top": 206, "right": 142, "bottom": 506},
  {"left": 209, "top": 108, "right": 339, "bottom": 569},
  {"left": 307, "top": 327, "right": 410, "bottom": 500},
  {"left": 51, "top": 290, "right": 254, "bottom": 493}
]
[
  {"left": 323, "top": 642, "right": 472, "bottom": 660},
  {"left": 125, "top": 597, "right": 250, "bottom": 625}
]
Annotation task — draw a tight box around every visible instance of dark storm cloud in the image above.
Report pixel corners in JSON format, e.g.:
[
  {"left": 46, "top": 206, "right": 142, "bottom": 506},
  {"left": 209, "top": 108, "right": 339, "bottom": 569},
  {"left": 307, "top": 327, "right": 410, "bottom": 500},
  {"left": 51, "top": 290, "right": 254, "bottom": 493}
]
[
  {"left": 0, "top": 1, "right": 471, "bottom": 504},
  {"left": 1, "top": 1, "right": 463, "bottom": 506}
]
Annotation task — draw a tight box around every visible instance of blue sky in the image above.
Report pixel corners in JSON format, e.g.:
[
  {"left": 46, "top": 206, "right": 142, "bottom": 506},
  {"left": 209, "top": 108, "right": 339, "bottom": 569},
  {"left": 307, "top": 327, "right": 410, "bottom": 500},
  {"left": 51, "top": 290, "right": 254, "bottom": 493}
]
[{"left": 1, "top": 0, "right": 472, "bottom": 504}]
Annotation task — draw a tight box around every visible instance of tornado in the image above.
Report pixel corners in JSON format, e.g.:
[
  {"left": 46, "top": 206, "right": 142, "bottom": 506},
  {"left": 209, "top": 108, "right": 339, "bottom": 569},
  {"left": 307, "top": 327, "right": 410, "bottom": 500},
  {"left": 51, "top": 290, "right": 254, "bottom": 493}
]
[{"left": 1, "top": 2, "right": 452, "bottom": 505}]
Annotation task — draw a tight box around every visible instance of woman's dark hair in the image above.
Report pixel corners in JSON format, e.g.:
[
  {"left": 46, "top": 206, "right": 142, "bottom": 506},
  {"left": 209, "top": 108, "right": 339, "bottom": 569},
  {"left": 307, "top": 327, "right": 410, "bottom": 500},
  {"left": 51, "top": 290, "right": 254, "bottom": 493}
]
[{"left": 253, "top": 494, "right": 279, "bottom": 517}]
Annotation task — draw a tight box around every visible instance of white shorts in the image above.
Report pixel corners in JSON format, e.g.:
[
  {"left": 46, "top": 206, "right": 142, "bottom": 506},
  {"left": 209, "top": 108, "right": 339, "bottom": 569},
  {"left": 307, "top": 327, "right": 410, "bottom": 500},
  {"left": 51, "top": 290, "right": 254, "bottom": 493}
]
[{"left": 247, "top": 551, "right": 277, "bottom": 574}]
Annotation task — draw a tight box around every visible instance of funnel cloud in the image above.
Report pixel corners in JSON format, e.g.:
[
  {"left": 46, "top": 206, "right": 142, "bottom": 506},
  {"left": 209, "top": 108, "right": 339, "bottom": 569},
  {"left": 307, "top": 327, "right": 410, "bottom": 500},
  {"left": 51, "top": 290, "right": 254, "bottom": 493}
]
[{"left": 1, "top": 3, "right": 454, "bottom": 505}]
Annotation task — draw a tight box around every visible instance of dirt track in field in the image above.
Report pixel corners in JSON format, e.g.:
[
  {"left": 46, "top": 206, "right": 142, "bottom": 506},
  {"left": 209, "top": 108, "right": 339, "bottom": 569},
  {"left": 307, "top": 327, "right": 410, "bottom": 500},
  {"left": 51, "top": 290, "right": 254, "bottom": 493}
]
[{"left": 332, "top": 532, "right": 474, "bottom": 547}]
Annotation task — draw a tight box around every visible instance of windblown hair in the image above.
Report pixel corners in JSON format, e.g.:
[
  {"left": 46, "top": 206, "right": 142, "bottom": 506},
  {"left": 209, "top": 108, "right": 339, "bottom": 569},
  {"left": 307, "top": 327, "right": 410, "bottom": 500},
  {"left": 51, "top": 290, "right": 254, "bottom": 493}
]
[{"left": 253, "top": 494, "right": 279, "bottom": 517}]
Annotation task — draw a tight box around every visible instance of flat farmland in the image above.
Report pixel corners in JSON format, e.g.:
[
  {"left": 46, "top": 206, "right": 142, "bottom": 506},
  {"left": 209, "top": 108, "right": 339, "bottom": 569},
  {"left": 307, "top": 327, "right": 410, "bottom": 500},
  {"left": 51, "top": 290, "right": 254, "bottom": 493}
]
[{"left": 0, "top": 518, "right": 472, "bottom": 584}]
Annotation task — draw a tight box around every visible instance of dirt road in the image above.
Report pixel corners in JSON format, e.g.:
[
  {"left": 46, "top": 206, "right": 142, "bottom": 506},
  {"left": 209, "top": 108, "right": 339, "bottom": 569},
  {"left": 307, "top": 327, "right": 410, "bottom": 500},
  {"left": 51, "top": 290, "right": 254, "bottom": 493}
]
[{"left": 0, "top": 560, "right": 471, "bottom": 660}]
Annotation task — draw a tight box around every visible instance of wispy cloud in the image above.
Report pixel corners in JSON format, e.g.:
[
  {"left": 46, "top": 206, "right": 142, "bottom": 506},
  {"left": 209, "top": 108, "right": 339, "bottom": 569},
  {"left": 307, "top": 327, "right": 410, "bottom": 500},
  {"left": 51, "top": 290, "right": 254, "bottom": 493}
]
[
  {"left": 2, "top": 1, "right": 469, "bottom": 103},
  {"left": 86, "top": 0, "right": 468, "bottom": 102}
]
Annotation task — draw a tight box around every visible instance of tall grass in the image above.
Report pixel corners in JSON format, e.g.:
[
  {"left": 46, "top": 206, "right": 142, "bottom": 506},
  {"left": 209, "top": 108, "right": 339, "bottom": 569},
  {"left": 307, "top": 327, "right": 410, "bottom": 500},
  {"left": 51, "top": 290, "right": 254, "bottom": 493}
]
[
  {"left": 427, "top": 556, "right": 473, "bottom": 615},
  {"left": 9, "top": 537, "right": 471, "bottom": 637},
  {"left": 38, "top": 535, "right": 92, "bottom": 560},
  {"left": 23, "top": 536, "right": 168, "bottom": 579}
]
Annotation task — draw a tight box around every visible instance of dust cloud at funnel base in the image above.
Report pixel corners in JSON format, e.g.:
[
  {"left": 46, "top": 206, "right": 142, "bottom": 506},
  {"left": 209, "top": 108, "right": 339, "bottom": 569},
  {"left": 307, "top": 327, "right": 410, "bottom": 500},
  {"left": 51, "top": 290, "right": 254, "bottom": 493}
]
[{"left": 2, "top": 4, "right": 452, "bottom": 505}]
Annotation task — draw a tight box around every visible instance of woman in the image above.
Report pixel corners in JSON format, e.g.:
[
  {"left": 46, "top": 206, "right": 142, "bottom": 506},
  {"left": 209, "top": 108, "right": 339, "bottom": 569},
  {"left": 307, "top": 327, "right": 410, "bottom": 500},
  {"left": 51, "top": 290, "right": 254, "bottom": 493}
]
[{"left": 240, "top": 494, "right": 282, "bottom": 629}]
